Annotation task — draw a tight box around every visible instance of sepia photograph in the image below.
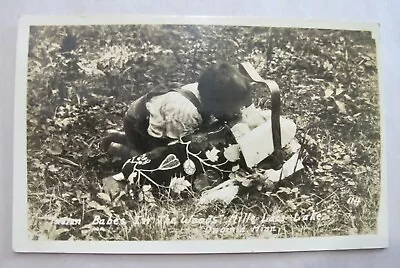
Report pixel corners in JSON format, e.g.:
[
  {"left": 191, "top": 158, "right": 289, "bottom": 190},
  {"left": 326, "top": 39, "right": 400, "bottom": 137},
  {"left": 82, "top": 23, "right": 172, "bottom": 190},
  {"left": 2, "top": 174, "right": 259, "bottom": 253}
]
[{"left": 13, "top": 16, "right": 387, "bottom": 253}]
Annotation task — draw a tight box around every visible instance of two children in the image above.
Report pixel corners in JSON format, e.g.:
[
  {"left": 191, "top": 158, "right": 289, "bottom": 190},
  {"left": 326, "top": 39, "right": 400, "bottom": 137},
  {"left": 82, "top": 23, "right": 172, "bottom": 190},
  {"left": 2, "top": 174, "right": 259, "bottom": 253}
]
[{"left": 102, "top": 63, "right": 256, "bottom": 162}]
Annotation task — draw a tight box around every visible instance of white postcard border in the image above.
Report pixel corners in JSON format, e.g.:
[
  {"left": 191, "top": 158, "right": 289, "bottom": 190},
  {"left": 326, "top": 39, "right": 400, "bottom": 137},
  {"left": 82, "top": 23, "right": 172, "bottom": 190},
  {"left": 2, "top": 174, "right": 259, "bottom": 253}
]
[{"left": 12, "top": 15, "right": 388, "bottom": 254}]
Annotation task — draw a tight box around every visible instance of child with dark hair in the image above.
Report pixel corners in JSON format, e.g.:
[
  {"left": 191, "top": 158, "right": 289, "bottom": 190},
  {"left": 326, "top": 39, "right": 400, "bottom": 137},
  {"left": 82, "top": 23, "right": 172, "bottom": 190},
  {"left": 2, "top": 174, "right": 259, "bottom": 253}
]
[
  {"left": 198, "top": 63, "right": 253, "bottom": 122},
  {"left": 102, "top": 62, "right": 301, "bottom": 193},
  {"left": 102, "top": 63, "right": 254, "bottom": 162}
]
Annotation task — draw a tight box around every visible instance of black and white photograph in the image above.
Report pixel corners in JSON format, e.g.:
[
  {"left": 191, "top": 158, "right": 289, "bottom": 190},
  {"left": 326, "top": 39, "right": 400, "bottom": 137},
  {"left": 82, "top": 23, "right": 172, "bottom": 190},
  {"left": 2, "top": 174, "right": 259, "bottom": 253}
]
[{"left": 13, "top": 16, "right": 387, "bottom": 253}]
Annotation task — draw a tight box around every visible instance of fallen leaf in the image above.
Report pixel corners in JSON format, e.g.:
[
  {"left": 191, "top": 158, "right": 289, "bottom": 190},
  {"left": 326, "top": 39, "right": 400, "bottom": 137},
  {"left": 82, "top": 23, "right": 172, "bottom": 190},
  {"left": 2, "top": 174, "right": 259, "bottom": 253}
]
[
  {"left": 87, "top": 200, "right": 113, "bottom": 217},
  {"left": 343, "top": 155, "right": 352, "bottom": 164},
  {"left": 335, "top": 100, "right": 346, "bottom": 114},
  {"left": 344, "top": 94, "right": 352, "bottom": 101},
  {"left": 97, "top": 192, "right": 112, "bottom": 203},
  {"left": 336, "top": 86, "right": 345, "bottom": 96},
  {"left": 198, "top": 179, "right": 238, "bottom": 205},
  {"left": 324, "top": 88, "right": 334, "bottom": 98},
  {"left": 143, "top": 185, "right": 151, "bottom": 192},
  {"left": 111, "top": 172, "right": 125, "bottom": 181},
  {"left": 322, "top": 164, "right": 333, "bottom": 170},
  {"left": 48, "top": 145, "right": 63, "bottom": 156},
  {"left": 87, "top": 200, "right": 102, "bottom": 210},
  {"left": 48, "top": 165, "right": 60, "bottom": 173}
]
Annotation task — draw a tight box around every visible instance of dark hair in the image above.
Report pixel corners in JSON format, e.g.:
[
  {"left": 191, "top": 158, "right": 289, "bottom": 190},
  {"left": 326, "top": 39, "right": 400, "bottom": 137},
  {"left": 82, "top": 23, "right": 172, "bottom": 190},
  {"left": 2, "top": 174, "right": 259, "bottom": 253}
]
[{"left": 198, "top": 63, "right": 253, "bottom": 121}]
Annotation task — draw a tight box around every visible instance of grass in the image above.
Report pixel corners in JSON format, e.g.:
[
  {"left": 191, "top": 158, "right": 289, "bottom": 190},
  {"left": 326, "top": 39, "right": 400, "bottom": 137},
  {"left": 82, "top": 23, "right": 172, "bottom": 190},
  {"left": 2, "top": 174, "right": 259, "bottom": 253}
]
[{"left": 25, "top": 24, "right": 381, "bottom": 241}]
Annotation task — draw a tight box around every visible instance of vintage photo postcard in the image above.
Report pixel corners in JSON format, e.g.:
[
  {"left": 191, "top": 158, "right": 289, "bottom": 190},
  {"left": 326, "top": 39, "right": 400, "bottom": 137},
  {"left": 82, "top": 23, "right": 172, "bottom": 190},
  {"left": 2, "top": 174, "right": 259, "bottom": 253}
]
[{"left": 13, "top": 15, "right": 388, "bottom": 254}]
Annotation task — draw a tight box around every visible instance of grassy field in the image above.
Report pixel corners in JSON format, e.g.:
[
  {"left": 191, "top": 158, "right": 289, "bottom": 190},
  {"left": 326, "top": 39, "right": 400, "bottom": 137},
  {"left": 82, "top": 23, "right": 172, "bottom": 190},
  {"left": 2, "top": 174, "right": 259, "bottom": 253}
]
[{"left": 26, "top": 24, "right": 381, "bottom": 241}]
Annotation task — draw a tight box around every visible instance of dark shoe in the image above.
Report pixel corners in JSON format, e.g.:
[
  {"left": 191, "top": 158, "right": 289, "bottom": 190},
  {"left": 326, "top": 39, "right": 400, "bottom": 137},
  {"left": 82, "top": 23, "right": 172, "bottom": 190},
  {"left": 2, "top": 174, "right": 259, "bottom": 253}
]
[
  {"left": 101, "top": 130, "right": 127, "bottom": 151},
  {"left": 108, "top": 142, "right": 140, "bottom": 163}
]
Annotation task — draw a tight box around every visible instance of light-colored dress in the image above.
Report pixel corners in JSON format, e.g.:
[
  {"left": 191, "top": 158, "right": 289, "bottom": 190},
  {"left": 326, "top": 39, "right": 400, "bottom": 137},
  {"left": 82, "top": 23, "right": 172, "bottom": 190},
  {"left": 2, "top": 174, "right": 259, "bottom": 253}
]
[{"left": 145, "top": 83, "right": 202, "bottom": 139}]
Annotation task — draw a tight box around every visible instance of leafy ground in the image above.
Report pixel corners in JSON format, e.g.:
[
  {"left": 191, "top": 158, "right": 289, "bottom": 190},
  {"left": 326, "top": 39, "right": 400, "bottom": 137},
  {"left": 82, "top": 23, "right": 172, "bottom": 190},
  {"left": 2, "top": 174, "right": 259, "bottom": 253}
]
[{"left": 26, "top": 24, "right": 381, "bottom": 241}]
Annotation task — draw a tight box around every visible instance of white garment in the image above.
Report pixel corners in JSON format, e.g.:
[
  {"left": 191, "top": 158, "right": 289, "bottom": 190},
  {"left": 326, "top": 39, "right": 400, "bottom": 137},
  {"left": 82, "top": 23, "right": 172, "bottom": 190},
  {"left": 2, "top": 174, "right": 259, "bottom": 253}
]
[{"left": 145, "top": 83, "right": 202, "bottom": 139}]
